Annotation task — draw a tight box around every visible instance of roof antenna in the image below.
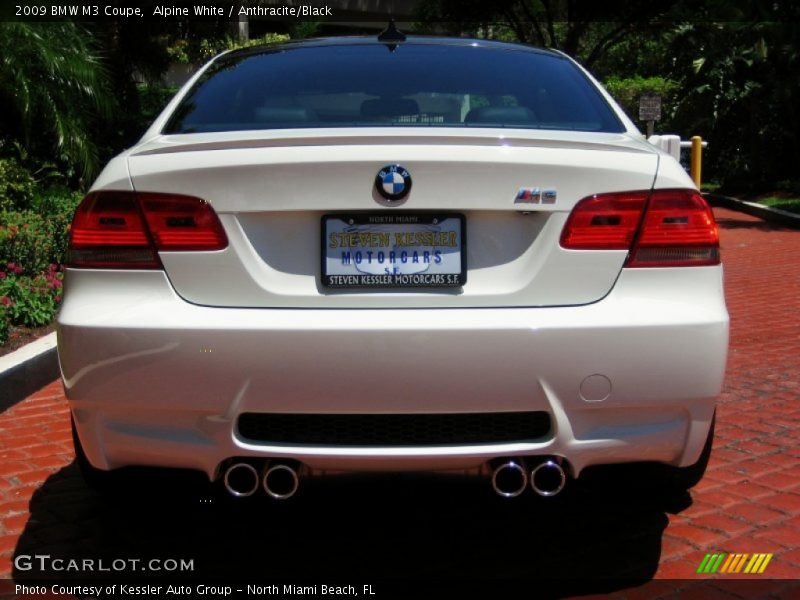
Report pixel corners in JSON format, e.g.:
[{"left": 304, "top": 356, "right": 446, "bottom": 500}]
[{"left": 378, "top": 18, "right": 406, "bottom": 51}]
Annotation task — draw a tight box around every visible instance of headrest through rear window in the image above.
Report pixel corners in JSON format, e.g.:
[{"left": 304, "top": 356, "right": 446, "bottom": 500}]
[
  {"left": 254, "top": 107, "right": 318, "bottom": 123},
  {"left": 361, "top": 98, "right": 419, "bottom": 118},
  {"left": 464, "top": 106, "right": 537, "bottom": 125}
]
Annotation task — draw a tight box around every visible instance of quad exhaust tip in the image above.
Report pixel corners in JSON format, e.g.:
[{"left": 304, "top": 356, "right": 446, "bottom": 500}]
[
  {"left": 491, "top": 461, "right": 528, "bottom": 498},
  {"left": 262, "top": 463, "right": 300, "bottom": 500},
  {"left": 223, "top": 462, "right": 260, "bottom": 498},
  {"left": 530, "top": 460, "right": 566, "bottom": 497},
  {"left": 224, "top": 458, "right": 563, "bottom": 499}
]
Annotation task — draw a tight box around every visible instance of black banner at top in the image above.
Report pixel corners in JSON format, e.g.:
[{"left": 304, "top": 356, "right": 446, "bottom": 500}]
[
  {"left": 3, "top": 0, "right": 799, "bottom": 23},
  {"left": 5, "top": 1, "right": 344, "bottom": 22}
]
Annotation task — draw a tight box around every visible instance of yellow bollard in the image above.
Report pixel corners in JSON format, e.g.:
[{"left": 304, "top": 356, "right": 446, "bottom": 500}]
[{"left": 691, "top": 136, "right": 703, "bottom": 187}]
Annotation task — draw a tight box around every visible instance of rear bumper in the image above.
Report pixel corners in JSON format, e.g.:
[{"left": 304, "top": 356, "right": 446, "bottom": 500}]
[{"left": 58, "top": 266, "right": 728, "bottom": 480}]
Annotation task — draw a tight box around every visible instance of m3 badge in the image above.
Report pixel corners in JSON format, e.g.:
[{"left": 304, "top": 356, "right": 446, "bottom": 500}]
[{"left": 515, "top": 187, "right": 557, "bottom": 205}]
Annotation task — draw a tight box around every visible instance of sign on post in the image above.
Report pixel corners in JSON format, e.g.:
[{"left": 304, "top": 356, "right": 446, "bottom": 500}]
[{"left": 639, "top": 93, "right": 662, "bottom": 137}]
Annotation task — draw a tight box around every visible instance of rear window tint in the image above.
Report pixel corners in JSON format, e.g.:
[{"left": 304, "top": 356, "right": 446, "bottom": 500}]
[{"left": 164, "top": 42, "right": 624, "bottom": 134}]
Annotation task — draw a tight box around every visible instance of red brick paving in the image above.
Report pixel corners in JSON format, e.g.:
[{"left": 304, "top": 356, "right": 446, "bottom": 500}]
[
  {"left": 0, "top": 207, "right": 798, "bottom": 591},
  {"left": 0, "top": 380, "right": 70, "bottom": 576},
  {"left": 648, "top": 208, "right": 800, "bottom": 581}
]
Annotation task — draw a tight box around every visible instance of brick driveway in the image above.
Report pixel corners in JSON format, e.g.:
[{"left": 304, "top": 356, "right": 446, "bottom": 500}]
[{"left": 0, "top": 207, "right": 798, "bottom": 594}]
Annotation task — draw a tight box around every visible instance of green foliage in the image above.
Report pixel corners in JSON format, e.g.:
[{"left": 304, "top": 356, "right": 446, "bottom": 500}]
[
  {"left": 669, "top": 17, "right": 800, "bottom": 190},
  {"left": 417, "top": 1, "right": 682, "bottom": 67},
  {"left": 167, "top": 33, "right": 292, "bottom": 64},
  {"left": 0, "top": 303, "right": 8, "bottom": 345},
  {"left": 136, "top": 84, "right": 180, "bottom": 134},
  {"left": 700, "top": 182, "right": 721, "bottom": 193},
  {"left": 0, "top": 211, "right": 53, "bottom": 275},
  {"left": 755, "top": 196, "right": 800, "bottom": 215},
  {"left": 0, "top": 22, "right": 116, "bottom": 182},
  {"left": 0, "top": 150, "right": 68, "bottom": 212},
  {"left": 604, "top": 76, "right": 680, "bottom": 127},
  {"left": 29, "top": 189, "right": 82, "bottom": 265},
  {"left": 0, "top": 183, "right": 76, "bottom": 341},
  {"left": 165, "top": 38, "right": 191, "bottom": 64},
  {"left": 289, "top": 22, "right": 321, "bottom": 40},
  {"left": 249, "top": 32, "right": 292, "bottom": 47},
  {"left": 593, "top": 30, "right": 675, "bottom": 81},
  {"left": 0, "top": 158, "right": 37, "bottom": 212},
  {"left": 0, "top": 265, "right": 62, "bottom": 328},
  {"left": 0, "top": 190, "right": 80, "bottom": 275}
]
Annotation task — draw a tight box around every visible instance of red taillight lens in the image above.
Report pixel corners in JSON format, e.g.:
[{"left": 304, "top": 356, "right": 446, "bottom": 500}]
[
  {"left": 560, "top": 192, "right": 648, "bottom": 250},
  {"left": 626, "top": 190, "right": 719, "bottom": 267},
  {"left": 69, "top": 191, "right": 159, "bottom": 269},
  {"left": 68, "top": 191, "right": 228, "bottom": 269},
  {"left": 138, "top": 194, "right": 228, "bottom": 251},
  {"left": 561, "top": 189, "right": 720, "bottom": 267}
]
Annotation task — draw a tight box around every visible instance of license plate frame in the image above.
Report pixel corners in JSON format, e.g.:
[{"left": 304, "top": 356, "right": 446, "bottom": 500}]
[{"left": 321, "top": 213, "right": 466, "bottom": 289}]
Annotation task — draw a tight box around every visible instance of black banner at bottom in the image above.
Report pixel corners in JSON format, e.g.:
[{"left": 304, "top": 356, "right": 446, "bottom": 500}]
[{"left": 3, "top": 579, "right": 799, "bottom": 600}]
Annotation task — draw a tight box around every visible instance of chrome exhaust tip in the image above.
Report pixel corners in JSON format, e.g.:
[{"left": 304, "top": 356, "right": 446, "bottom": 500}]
[
  {"left": 262, "top": 463, "right": 300, "bottom": 500},
  {"left": 223, "top": 462, "right": 260, "bottom": 498},
  {"left": 491, "top": 461, "right": 528, "bottom": 498},
  {"left": 530, "top": 459, "right": 566, "bottom": 497}
]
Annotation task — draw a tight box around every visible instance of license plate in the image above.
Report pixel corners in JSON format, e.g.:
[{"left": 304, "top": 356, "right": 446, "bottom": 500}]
[{"left": 322, "top": 214, "right": 466, "bottom": 288}]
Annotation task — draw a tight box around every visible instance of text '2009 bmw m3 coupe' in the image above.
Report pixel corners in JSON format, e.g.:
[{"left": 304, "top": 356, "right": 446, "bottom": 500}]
[{"left": 59, "top": 34, "right": 728, "bottom": 501}]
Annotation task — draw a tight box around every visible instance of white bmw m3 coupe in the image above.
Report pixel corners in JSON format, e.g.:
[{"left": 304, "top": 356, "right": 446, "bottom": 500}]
[{"left": 58, "top": 34, "right": 728, "bottom": 500}]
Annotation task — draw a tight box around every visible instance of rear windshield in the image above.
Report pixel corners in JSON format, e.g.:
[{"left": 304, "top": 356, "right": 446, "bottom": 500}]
[{"left": 164, "top": 42, "right": 624, "bottom": 134}]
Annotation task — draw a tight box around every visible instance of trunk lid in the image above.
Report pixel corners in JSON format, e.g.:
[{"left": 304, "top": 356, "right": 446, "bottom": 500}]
[{"left": 127, "top": 129, "right": 658, "bottom": 308}]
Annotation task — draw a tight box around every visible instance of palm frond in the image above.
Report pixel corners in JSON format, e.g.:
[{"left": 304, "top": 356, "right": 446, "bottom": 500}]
[{"left": 0, "top": 22, "right": 116, "bottom": 179}]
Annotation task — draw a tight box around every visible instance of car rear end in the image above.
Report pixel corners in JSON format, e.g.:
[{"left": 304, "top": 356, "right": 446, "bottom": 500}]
[{"left": 58, "top": 37, "right": 728, "bottom": 499}]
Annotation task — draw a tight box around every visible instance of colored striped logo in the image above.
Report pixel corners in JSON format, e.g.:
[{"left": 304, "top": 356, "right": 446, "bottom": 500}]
[{"left": 697, "top": 553, "right": 773, "bottom": 574}]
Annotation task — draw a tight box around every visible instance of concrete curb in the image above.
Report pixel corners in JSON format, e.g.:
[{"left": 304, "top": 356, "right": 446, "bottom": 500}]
[
  {"left": 705, "top": 193, "right": 800, "bottom": 229},
  {"left": 0, "top": 332, "right": 59, "bottom": 412}
]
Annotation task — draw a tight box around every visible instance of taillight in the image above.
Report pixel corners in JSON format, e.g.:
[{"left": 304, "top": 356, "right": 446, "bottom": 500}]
[
  {"left": 626, "top": 190, "right": 719, "bottom": 267},
  {"left": 69, "top": 192, "right": 159, "bottom": 269},
  {"left": 561, "top": 189, "right": 719, "bottom": 267},
  {"left": 68, "top": 191, "right": 228, "bottom": 269},
  {"left": 559, "top": 192, "right": 648, "bottom": 250},
  {"left": 138, "top": 193, "right": 228, "bottom": 251}
]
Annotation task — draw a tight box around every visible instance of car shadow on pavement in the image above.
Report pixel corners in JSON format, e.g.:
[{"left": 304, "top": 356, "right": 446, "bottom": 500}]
[
  {"left": 12, "top": 462, "right": 690, "bottom": 594},
  {"left": 715, "top": 217, "right": 779, "bottom": 231}
]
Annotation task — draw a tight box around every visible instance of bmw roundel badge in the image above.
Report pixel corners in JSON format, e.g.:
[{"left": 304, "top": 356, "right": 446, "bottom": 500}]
[{"left": 375, "top": 164, "right": 412, "bottom": 202}]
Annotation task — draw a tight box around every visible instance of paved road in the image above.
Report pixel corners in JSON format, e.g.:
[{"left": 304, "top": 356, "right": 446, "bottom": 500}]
[{"left": 0, "top": 207, "right": 798, "bottom": 595}]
